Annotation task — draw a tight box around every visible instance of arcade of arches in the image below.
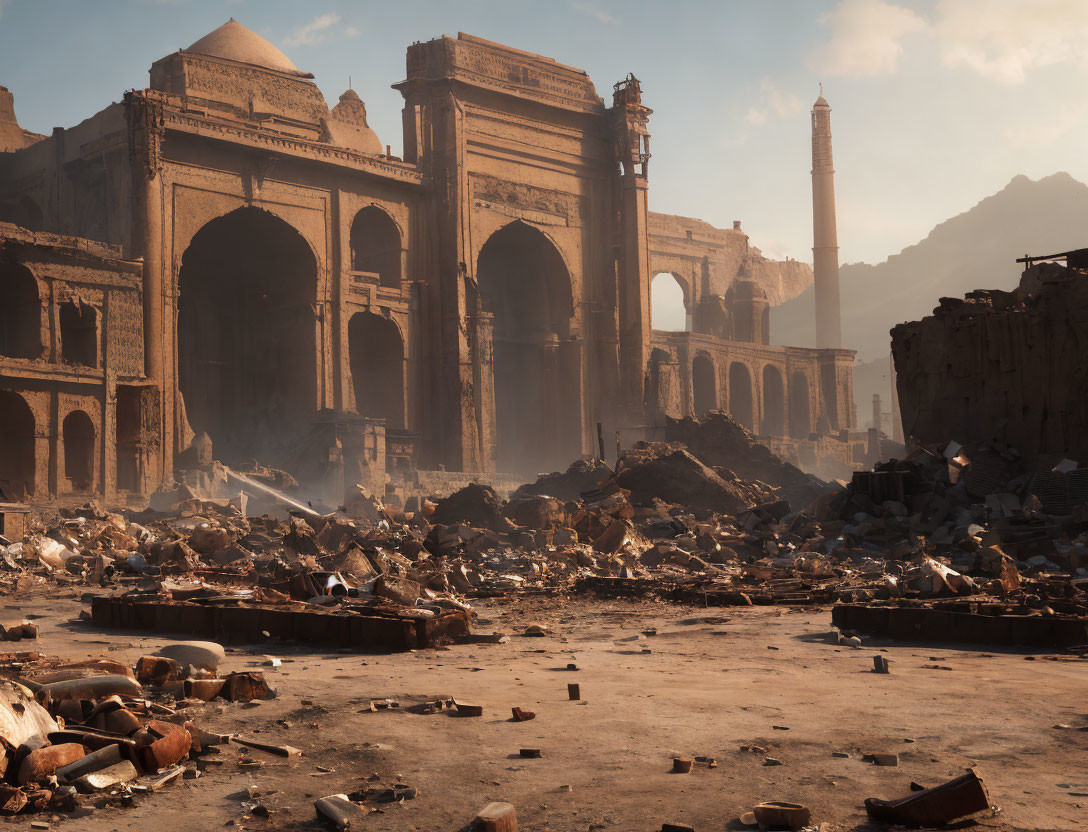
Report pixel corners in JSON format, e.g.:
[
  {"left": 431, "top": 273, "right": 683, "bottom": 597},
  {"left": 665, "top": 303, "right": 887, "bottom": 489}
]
[{"left": 644, "top": 336, "right": 853, "bottom": 451}]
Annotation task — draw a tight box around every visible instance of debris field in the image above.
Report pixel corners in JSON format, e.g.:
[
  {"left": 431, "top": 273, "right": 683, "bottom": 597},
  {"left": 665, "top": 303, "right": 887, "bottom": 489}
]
[{"left": 0, "top": 414, "right": 1084, "bottom": 830}]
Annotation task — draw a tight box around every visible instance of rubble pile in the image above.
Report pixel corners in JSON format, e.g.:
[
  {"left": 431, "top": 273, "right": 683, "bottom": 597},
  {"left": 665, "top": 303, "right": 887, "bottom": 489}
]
[
  {"left": 663, "top": 411, "right": 826, "bottom": 509},
  {"left": 1, "top": 418, "right": 1086, "bottom": 651},
  {"left": 0, "top": 640, "right": 278, "bottom": 818}
]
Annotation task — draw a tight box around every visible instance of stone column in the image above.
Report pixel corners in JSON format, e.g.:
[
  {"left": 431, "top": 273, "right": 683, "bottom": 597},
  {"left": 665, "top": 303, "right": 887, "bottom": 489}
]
[
  {"left": 618, "top": 174, "right": 651, "bottom": 414},
  {"left": 811, "top": 93, "right": 842, "bottom": 349},
  {"left": 471, "top": 311, "right": 496, "bottom": 470},
  {"left": 126, "top": 91, "right": 168, "bottom": 483}
]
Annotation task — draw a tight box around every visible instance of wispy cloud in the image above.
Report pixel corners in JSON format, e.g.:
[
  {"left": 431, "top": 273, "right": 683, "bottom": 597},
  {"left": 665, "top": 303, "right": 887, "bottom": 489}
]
[
  {"left": 935, "top": 0, "right": 1088, "bottom": 84},
  {"left": 571, "top": 2, "right": 616, "bottom": 25},
  {"left": 809, "top": 0, "right": 926, "bottom": 78},
  {"left": 1004, "top": 105, "right": 1085, "bottom": 148},
  {"left": 743, "top": 108, "right": 767, "bottom": 126},
  {"left": 811, "top": 0, "right": 1088, "bottom": 85},
  {"left": 743, "top": 79, "right": 801, "bottom": 126},
  {"left": 283, "top": 12, "right": 341, "bottom": 47}
]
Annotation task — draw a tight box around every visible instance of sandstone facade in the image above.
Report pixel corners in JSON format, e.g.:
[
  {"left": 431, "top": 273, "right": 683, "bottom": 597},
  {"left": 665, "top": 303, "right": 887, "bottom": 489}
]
[{"left": 0, "top": 21, "right": 853, "bottom": 501}]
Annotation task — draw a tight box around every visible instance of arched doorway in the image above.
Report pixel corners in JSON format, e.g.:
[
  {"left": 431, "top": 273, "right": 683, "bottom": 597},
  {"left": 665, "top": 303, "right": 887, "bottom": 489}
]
[
  {"left": 646, "top": 348, "right": 680, "bottom": 421},
  {"left": 59, "top": 302, "right": 97, "bottom": 367},
  {"left": 761, "top": 365, "right": 785, "bottom": 435},
  {"left": 350, "top": 207, "right": 401, "bottom": 289},
  {"left": 692, "top": 352, "right": 717, "bottom": 417},
  {"left": 0, "top": 391, "right": 35, "bottom": 498},
  {"left": 477, "top": 221, "right": 577, "bottom": 474},
  {"left": 820, "top": 364, "right": 840, "bottom": 431},
  {"left": 63, "top": 410, "right": 95, "bottom": 492},
  {"left": 0, "top": 261, "right": 42, "bottom": 359},
  {"left": 348, "top": 311, "right": 404, "bottom": 428},
  {"left": 789, "top": 371, "right": 811, "bottom": 437},
  {"left": 728, "top": 363, "right": 753, "bottom": 431},
  {"left": 651, "top": 272, "right": 688, "bottom": 331},
  {"left": 178, "top": 207, "right": 317, "bottom": 465}
]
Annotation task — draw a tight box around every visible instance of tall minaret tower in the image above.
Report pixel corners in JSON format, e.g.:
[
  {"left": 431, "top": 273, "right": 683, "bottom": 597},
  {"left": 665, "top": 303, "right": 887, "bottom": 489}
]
[{"left": 811, "top": 89, "right": 842, "bottom": 349}]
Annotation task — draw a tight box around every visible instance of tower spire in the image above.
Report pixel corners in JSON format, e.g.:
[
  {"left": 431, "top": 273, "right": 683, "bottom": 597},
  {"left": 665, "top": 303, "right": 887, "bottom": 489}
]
[{"left": 811, "top": 90, "right": 841, "bottom": 349}]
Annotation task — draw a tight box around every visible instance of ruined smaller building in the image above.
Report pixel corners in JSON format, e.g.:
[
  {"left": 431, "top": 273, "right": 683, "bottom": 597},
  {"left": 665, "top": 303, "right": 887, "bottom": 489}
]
[
  {"left": 892, "top": 257, "right": 1088, "bottom": 467},
  {"left": 0, "top": 223, "right": 156, "bottom": 501}
]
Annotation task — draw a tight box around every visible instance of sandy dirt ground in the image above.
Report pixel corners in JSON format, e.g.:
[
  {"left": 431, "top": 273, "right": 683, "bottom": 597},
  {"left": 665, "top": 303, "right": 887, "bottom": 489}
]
[{"left": 6, "top": 590, "right": 1086, "bottom": 832}]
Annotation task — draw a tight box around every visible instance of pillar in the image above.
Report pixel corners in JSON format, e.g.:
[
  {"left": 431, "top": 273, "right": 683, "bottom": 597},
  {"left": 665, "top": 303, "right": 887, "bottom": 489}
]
[{"left": 811, "top": 92, "right": 842, "bottom": 349}]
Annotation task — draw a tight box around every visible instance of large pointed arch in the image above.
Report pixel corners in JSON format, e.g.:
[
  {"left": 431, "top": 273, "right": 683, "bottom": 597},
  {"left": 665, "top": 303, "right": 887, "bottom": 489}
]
[
  {"left": 476, "top": 220, "right": 579, "bottom": 473},
  {"left": 177, "top": 207, "right": 318, "bottom": 465}
]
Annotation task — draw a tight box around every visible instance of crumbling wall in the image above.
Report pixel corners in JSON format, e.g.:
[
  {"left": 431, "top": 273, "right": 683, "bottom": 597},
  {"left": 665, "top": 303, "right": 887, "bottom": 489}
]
[
  {"left": 648, "top": 212, "right": 813, "bottom": 308},
  {"left": 892, "top": 263, "right": 1088, "bottom": 467},
  {"left": 0, "top": 86, "right": 44, "bottom": 153}
]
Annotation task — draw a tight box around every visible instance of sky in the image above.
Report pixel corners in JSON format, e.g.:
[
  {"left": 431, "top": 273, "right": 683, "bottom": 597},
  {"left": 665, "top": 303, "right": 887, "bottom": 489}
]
[{"left": 2, "top": 0, "right": 1088, "bottom": 268}]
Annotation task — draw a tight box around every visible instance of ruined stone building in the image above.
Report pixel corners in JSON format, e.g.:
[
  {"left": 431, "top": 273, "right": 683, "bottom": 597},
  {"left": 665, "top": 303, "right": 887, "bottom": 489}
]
[
  {"left": 0, "top": 20, "right": 854, "bottom": 502},
  {"left": 892, "top": 256, "right": 1088, "bottom": 468}
]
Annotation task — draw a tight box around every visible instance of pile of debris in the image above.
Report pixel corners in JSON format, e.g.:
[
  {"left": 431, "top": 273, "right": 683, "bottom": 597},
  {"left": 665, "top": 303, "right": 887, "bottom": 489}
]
[
  {"left": 0, "top": 639, "right": 280, "bottom": 818},
  {"left": 2, "top": 412, "right": 1086, "bottom": 651}
]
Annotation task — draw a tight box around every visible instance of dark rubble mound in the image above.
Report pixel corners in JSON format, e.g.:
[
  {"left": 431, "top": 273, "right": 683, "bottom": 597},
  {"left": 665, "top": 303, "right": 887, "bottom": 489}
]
[
  {"left": 665, "top": 411, "right": 825, "bottom": 508},
  {"left": 512, "top": 458, "right": 615, "bottom": 502},
  {"left": 503, "top": 495, "right": 567, "bottom": 530},
  {"left": 616, "top": 443, "right": 753, "bottom": 516},
  {"left": 430, "top": 483, "right": 512, "bottom": 531}
]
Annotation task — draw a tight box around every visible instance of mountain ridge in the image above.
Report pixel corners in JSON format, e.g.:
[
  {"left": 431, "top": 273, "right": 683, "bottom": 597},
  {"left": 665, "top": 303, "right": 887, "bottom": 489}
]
[{"left": 770, "top": 172, "right": 1088, "bottom": 361}]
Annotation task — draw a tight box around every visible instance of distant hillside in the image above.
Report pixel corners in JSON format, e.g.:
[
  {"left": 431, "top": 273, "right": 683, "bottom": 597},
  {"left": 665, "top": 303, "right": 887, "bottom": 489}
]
[{"left": 770, "top": 172, "right": 1088, "bottom": 360}]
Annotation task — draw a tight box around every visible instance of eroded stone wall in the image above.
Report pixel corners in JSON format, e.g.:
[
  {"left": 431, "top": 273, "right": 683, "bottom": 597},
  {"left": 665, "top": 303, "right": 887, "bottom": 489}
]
[{"left": 891, "top": 262, "right": 1088, "bottom": 466}]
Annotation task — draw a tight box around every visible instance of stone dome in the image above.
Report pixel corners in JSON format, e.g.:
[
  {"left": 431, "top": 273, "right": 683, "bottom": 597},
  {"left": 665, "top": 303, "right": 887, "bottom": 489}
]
[
  {"left": 185, "top": 19, "right": 301, "bottom": 74},
  {"left": 326, "top": 89, "right": 382, "bottom": 155}
]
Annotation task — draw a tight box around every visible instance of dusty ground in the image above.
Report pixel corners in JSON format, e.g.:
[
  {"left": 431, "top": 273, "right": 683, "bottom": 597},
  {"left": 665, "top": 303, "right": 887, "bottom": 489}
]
[{"left": 6, "top": 590, "right": 1086, "bottom": 832}]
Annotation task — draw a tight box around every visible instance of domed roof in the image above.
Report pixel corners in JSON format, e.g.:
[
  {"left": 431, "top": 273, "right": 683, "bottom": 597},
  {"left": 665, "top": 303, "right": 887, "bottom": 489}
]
[
  {"left": 813, "top": 95, "right": 830, "bottom": 109},
  {"left": 185, "top": 19, "right": 300, "bottom": 74}
]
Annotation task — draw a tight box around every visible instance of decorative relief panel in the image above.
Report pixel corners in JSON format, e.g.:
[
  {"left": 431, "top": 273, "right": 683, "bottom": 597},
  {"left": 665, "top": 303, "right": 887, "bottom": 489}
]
[
  {"left": 108, "top": 290, "right": 145, "bottom": 376},
  {"left": 472, "top": 174, "right": 582, "bottom": 226}
]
